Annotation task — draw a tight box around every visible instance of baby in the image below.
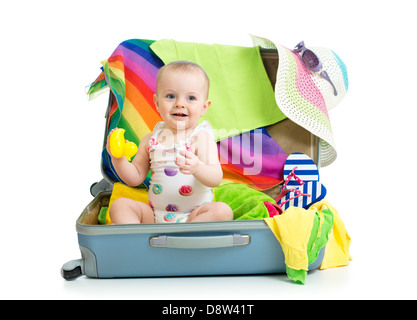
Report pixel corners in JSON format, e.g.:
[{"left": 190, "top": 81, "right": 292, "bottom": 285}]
[{"left": 107, "top": 60, "right": 233, "bottom": 224}]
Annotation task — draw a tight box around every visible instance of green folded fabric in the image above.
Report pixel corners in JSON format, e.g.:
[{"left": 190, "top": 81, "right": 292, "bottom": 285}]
[
  {"left": 213, "top": 183, "right": 275, "bottom": 220},
  {"left": 98, "top": 206, "right": 108, "bottom": 225},
  {"left": 286, "top": 208, "right": 335, "bottom": 284},
  {"left": 150, "top": 39, "right": 286, "bottom": 141}
]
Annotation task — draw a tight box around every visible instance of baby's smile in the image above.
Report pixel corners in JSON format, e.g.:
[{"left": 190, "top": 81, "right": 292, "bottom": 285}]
[{"left": 172, "top": 112, "right": 188, "bottom": 118}]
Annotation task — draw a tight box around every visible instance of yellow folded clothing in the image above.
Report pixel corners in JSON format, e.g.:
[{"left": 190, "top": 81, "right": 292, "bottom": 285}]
[
  {"left": 310, "top": 200, "right": 352, "bottom": 269},
  {"left": 264, "top": 199, "right": 351, "bottom": 283},
  {"left": 265, "top": 207, "right": 317, "bottom": 272},
  {"left": 105, "top": 183, "right": 149, "bottom": 224}
]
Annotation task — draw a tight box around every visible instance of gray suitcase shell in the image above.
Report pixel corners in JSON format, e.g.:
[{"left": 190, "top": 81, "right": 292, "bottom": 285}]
[
  {"left": 62, "top": 191, "right": 324, "bottom": 279},
  {"left": 61, "top": 48, "right": 324, "bottom": 280}
]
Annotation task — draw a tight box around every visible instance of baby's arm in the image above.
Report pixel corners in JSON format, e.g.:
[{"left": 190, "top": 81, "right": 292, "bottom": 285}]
[
  {"left": 107, "top": 131, "right": 151, "bottom": 187},
  {"left": 176, "top": 131, "right": 222, "bottom": 188}
]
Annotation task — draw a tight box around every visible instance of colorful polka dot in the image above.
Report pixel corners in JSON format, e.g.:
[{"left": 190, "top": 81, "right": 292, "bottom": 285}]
[
  {"left": 164, "top": 167, "right": 178, "bottom": 176},
  {"left": 165, "top": 204, "right": 180, "bottom": 212},
  {"left": 163, "top": 213, "right": 177, "bottom": 222},
  {"left": 179, "top": 185, "right": 194, "bottom": 196},
  {"left": 152, "top": 184, "right": 163, "bottom": 195}
]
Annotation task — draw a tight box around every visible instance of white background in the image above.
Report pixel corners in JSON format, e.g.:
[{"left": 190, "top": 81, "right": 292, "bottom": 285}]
[{"left": 1, "top": 0, "right": 416, "bottom": 300}]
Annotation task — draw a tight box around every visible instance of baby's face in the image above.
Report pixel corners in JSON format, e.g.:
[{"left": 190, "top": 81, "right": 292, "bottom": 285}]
[{"left": 154, "top": 69, "right": 211, "bottom": 132}]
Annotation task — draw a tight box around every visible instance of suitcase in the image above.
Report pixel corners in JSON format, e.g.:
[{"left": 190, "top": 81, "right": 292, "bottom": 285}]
[{"left": 61, "top": 42, "right": 325, "bottom": 280}]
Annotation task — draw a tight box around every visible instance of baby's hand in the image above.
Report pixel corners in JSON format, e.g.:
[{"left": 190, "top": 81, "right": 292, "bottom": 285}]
[
  {"left": 175, "top": 150, "right": 201, "bottom": 175},
  {"left": 106, "top": 128, "right": 117, "bottom": 156}
]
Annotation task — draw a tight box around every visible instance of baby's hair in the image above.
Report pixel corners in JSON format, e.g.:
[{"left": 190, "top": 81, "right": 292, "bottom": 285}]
[{"left": 156, "top": 60, "right": 210, "bottom": 95}]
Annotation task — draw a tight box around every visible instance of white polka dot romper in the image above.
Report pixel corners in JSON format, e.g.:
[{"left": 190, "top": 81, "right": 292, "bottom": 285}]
[{"left": 148, "top": 121, "right": 214, "bottom": 223}]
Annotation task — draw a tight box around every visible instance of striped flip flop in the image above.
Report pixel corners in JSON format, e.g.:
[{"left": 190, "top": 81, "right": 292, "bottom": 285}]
[
  {"left": 283, "top": 152, "right": 320, "bottom": 189},
  {"left": 276, "top": 181, "right": 327, "bottom": 211}
]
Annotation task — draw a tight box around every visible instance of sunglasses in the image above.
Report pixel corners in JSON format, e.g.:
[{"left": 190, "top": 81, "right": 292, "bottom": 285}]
[{"left": 293, "top": 41, "right": 338, "bottom": 96}]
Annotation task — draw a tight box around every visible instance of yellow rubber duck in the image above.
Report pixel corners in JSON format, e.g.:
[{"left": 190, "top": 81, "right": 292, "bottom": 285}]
[{"left": 109, "top": 128, "right": 138, "bottom": 161}]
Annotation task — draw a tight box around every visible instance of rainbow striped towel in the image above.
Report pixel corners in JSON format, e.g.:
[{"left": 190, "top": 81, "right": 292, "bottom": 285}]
[
  {"left": 87, "top": 39, "right": 286, "bottom": 189},
  {"left": 88, "top": 39, "right": 163, "bottom": 184},
  {"left": 88, "top": 39, "right": 164, "bottom": 142}
]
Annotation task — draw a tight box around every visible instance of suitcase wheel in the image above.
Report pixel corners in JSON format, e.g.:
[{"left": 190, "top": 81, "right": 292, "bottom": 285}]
[
  {"left": 90, "top": 182, "right": 98, "bottom": 196},
  {"left": 61, "top": 259, "right": 83, "bottom": 280}
]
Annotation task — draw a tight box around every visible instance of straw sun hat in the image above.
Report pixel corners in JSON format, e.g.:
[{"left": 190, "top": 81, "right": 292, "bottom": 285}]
[{"left": 252, "top": 35, "right": 349, "bottom": 167}]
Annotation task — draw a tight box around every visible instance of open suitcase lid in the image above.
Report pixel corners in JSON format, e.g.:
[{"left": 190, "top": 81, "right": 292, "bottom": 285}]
[{"left": 90, "top": 46, "right": 321, "bottom": 197}]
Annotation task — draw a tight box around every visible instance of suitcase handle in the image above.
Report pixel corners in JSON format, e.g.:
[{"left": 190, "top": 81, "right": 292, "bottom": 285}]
[{"left": 149, "top": 234, "right": 250, "bottom": 249}]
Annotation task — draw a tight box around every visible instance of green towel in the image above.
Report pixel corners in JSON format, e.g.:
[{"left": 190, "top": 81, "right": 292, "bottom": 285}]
[
  {"left": 285, "top": 208, "right": 334, "bottom": 284},
  {"left": 213, "top": 183, "right": 275, "bottom": 220},
  {"left": 150, "top": 39, "right": 286, "bottom": 141}
]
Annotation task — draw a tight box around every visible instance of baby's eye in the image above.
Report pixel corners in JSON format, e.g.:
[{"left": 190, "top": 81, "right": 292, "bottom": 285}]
[
  {"left": 166, "top": 94, "right": 175, "bottom": 99},
  {"left": 188, "top": 96, "right": 196, "bottom": 101}
]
